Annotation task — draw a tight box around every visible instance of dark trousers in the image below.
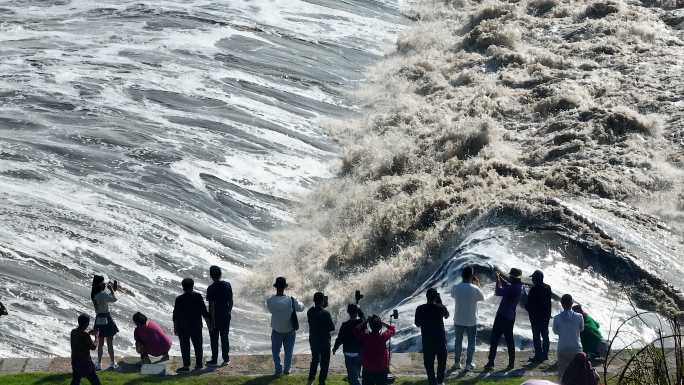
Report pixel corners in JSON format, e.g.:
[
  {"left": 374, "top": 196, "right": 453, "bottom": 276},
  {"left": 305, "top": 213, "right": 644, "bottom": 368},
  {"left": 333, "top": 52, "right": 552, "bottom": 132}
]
[
  {"left": 362, "top": 370, "right": 388, "bottom": 385},
  {"left": 210, "top": 325, "right": 230, "bottom": 362},
  {"left": 71, "top": 361, "right": 101, "bottom": 385},
  {"left": 488, "top": 314, "right": 515, "bottom": 366},
  {"left": 179, "top": 329, "right": 203, "bottom": 368},
  {"left": 530, "top": 318, "right": 550, "bottom": 360},
  {"left": 423, "top": 346, "right": 447, "bottom": 385},
  {"left": 308, "top": 338, "right": 331, "bottom": 385}
]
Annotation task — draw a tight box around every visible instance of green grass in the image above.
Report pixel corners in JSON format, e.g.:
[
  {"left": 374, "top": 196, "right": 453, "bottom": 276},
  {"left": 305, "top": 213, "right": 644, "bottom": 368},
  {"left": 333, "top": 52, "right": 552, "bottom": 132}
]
[{"left": 0, "top": 373, "right": 529, "bottom": 385}]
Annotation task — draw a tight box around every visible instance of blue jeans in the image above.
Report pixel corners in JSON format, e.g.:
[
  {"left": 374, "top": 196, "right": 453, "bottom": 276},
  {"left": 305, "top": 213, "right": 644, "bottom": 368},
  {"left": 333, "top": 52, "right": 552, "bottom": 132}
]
[
  {"left": 454, "top": 325, "right": 477, "bottom": 366},
  {"left": 344, "top": 354, "right": 362, "bottom": 385},
  {"left": 271, "top": 330, "right": 296, "bottom": 373}
]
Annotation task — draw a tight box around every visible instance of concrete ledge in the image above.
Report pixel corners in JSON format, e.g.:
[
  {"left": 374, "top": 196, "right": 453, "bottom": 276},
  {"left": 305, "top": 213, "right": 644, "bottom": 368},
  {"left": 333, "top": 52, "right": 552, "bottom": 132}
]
[{"left": 0, "top": 352, "right": 574, "bottom": 378}]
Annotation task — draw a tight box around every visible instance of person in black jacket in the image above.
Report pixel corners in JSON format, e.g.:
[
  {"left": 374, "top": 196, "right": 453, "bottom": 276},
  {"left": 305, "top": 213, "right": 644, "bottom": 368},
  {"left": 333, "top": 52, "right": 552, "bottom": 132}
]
[
  {"left": 173, "top": 278, "right": 209, "bottom": 373},
  {"left": 333, "top": 304, "right": 364, "bottom": 385},
  {"left": 307, "top": 292, "right": 335, "bottom": 385},
  {"left": 206, "top": 266, "right": 233, "bottom": 367},
  {"left": 415, "top": 288, "right": 450, "bottom": 385},
  {"left": 525, "top": 270, "right": 552, "bottom": 363}
]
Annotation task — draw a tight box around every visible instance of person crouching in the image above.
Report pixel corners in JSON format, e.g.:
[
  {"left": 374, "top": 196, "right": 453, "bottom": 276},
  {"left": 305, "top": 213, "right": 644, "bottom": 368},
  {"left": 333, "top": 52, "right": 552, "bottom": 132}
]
[
  {"left": 71, "top": 314, "right": 102, "bottom": 385},
  {"left": 133, "top": 312, "right": 172, "bottom": 364}
]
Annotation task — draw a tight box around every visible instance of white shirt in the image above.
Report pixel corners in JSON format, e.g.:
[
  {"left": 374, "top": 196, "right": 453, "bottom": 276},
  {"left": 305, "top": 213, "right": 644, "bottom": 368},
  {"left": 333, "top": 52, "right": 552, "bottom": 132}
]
[
  {"left": 266, "top": 294, "right": 304, "bottom": 333},
  {"left": 450, "top": 282, "right": 485, "bottom": 327},
  {"left": 94, "top": 291, "right": 116, "bottom": 314},
  {"left": 553, "top": 309, "right": 584, "bottom": 353}
]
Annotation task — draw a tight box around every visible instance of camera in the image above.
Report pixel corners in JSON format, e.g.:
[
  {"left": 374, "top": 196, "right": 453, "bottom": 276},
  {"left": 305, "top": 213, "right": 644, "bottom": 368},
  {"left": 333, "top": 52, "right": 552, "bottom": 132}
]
[
  {"left": 355, "top": 290, "right": 363, "bottom": 304},
  {"left": 107, "top": 280, "right": 119, "bottom": 291},
  {"left": 391, "top": 309, "right": 399, "bottom": 319}
]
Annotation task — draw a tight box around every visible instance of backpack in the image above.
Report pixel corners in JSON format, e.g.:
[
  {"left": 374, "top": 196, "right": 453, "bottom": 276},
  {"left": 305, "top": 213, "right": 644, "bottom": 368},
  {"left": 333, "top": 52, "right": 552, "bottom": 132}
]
[{"left": 290, "top": 297, "right": 299, "bottom": 331}]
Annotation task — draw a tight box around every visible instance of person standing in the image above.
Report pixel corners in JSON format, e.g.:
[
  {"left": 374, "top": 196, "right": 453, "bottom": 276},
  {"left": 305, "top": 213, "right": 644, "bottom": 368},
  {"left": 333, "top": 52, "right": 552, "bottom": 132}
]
[
  {"left": 70, "top": 314, "right": 102, "bottom": 385},
  {"left": 484, "top": 268, "right": 523, "bottom": 371},
  {"left": 553, "top": 294, "right": 584, "bottom": 379},
  {"left": 307, "top": 292, "right": 335, "bottom": 385},
  {"left": 206, "top": 265, "right": 233, "bottom": 367},
  {"left": 172, "top": 278, "right": 209, "bottom": 373},
  {"left": 353, "top": 315, "right": 396, "bottom": 385},
  {"left": 132, "top": 312, "right": 172, "bottom": 364},
  {"left": 415, "top": 288, "right": 450, "bottom": 385},
  {"left": 450, "top": 266, "right": 485, "bottom": 370},
  {"left": 525, "top": 270, "right": 552, "bottom": 363},
  {"left": 266, "top": 277, "right": 304, "bottom": 375},
  {"left": 90, "top": 275, "right": 119, "bottom": 370},
  {"left": 572, "top": 305, "right": 604, "bottom": 360},
  {"left": 333, "top": 304, "right": 365, "bottom": 385}
]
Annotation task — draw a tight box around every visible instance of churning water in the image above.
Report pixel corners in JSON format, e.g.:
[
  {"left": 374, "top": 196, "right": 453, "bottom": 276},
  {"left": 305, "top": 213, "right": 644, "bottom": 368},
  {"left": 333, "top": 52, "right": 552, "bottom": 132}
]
[{"left": 1, "top": 0, "right": 683, "bottom": 358}]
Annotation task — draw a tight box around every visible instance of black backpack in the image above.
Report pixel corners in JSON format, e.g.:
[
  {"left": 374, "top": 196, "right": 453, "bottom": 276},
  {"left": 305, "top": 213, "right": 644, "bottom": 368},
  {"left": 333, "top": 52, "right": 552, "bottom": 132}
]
[{"left": 290, "top": 297, "right": 299, "bottom": 331}]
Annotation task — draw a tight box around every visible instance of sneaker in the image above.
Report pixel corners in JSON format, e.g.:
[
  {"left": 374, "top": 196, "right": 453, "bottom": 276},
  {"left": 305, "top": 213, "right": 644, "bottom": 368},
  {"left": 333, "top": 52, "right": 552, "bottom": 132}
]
[
  {"left": 284, "top": 369, "right": 291, "bottom": 375},
  {"left": 95, "top": 363, "right": 102, "bottom": 371},
  {"left": 466, "top": 363, "right": 476, "bottom": 371},
  {"left": 274, "top": 370, "right": 283, "bottom": 376},
  {"left": 141, "top": 357, "right": 151, "bottom": 365},
  {"left": 206, "top": 360, "right": 218, "bottom": 367},
  {"left": 193, "top": 365, "right": 204, "bottom": 372},
  {"left": 108, "top": 363, "right": 119, "bottom": 371},
  {"left": 306, "top": 378, "right": 315, "bottom": 385},
  {"left": 221, "top": 358, "right": 230, "bottom": 366},
  {"left": 483, "top": 362, "right": 495, "bottom": 371},
  {"left": 452, "top": 362, "right": 462, "bottom": 370},
  {"left": 176, "top": 366, "right": 190, "bottom": 374},
  {"left": 506, "top": 363, "right": 515, "bottom": 371},
  {"left": 161, "top": 354, "right": 170, "bottom": 361}
]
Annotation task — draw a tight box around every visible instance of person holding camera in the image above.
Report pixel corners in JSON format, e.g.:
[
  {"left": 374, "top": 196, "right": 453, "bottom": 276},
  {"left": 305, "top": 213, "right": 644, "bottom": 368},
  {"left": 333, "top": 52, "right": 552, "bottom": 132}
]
[
  {"left": 353, "top": 315, "right": 396, "bottom": 385},
  {"left": 306, "top": 292, "right": 335, "bottom": 385},
  {"left": 333, "top": 293, "right": 365, "bottom": 385},
  {"left": 132, "top": 312, "right": 172, "bottom": 364},
  {"left": 415, "top": 288, "right": 450, "bottom": 385},
  {"left": 173, "top": 278, "right": 210, "bottom": 373},
  {"left": 70, "top": 314, "right": 102, "bottom": 385},
  {"left": 266, "top": 277, "right": 304, "bottom": 375},
  {"left": 206, "top": 265, "right": 233, "bottom": 367},
  {"left": 484, "top": 268, "right": 523, "bottom": 371},
  {"left": 90, "top": 275, "right": 119, "bottom": 370},
  {"left": 450, "top": 266, "right": 485, "bottom": 371}
]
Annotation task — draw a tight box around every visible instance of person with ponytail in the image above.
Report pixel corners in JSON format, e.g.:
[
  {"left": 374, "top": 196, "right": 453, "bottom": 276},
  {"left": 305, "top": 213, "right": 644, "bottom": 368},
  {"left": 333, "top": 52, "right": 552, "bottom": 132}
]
[{"left": 90, "top": 275, "right": 119, "bottom": 370}]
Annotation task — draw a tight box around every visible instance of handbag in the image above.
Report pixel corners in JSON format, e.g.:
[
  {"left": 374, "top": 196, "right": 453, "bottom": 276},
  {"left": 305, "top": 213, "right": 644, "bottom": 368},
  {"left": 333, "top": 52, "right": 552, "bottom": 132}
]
[
  {"left": 95, "top": 315, "right": 109, "bottom": 326},
  {"left": 290, "top": 297, "right": 299, "bottom": 331}
]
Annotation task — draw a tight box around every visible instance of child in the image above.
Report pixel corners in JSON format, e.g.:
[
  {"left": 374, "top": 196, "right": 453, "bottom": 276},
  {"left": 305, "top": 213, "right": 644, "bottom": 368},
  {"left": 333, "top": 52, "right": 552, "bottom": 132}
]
[
  {"left": 71, "top": 314, "right": 102, "bottom": 385},
  {"left": 353, "top": 315, "right": 396, "bottom": 385}
]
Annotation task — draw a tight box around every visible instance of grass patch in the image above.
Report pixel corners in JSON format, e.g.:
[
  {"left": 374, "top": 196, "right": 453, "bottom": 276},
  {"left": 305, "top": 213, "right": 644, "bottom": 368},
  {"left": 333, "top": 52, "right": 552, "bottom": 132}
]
[{"left": 0, "top": 373, "right": 529, "bottom": 385}]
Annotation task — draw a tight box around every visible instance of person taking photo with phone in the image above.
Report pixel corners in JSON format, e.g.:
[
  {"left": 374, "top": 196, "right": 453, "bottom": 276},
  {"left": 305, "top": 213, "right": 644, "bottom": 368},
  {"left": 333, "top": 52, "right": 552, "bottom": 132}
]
[
  {"left": 90, "top": 275, "right": 119, "bottom": 371},
  {"left": 307, "top": 292, "right": 335, "bottom": 385},
  {"left": 415, "top": 288, "right": 450, "bottom": 385},
  {"left": 333, "top": 302, "right": 365, "bottom": 385}
]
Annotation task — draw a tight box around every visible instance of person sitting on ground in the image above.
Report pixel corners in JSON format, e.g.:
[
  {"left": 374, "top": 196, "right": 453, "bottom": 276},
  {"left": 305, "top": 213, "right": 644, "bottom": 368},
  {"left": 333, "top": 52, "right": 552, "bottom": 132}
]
[
  {"left": 266, "top": 276, "right": 305, "bottom": 375},
  {"left": 485, "top": 268, "right": 524, "bottom": 371},
  {"left": 561, "top": 352, "right": 599, "bottom": 385},
  {"left": 553, "top": 294, "right": 584, "bottom": 379},
  {"left": 307, "top": 292, "right": 335, "bottom": 385},
  {"left": 572, "top": 305, "right": 604, "bottom": 360},
  {"left": 525, "top": 270, "right": 553, "bottom": 363},
  {"left": 206, "top": 265, "right": 233, "bottom": 367},
  {"left": 415, "top": 288, "right": 450, "bottom": 385},
  {"left": 71, "top": 314, "right": 102, "bottom": 385},
  {"left": 450, "top": 265, "right": 485, "bottom": 371},
  {"left": 133, "top": 312, "right": 172, "bottom": 364},
  {"left": 353, "top": 315, "right": 396, "bottom": 385},
  {"left": 333, "top": 304, "right": 365, "bottom": 385},
  {"left": 173, "top": 278, "right": 210, "bottom": 373}
]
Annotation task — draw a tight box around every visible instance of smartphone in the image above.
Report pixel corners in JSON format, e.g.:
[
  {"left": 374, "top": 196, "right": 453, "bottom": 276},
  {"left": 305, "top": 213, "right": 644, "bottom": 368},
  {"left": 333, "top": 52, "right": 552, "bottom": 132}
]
[{"left": 391, "top": 309, "right": 399, "bottom": 319}]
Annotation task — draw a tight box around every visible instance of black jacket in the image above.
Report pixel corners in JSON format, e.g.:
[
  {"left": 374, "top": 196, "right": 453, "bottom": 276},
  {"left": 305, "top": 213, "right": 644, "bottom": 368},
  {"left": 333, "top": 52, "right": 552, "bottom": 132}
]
[
  {"left": 207, "top": 280, "right": 233, "bottom": 330},
  {"left": 333, "top": 318, "right": 364, "bottom": 354},
  {"left": 525, "top": 283, "right": 552, "bottom": 323},
  {"left": 173, "top": 291, "right": 209, "bottom": 333},
  {"left": 307, "top": 306, "right": 335, "bottom": 342},
  {"left": 415, "top": 303, "right": 450, "bottom": 349}
]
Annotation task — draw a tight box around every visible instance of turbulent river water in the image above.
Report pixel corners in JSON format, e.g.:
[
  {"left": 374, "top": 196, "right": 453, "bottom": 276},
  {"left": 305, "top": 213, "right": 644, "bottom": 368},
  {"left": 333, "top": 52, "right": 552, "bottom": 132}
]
[{"left": 1, "top": 0, "right": 683, "bottom": 358}]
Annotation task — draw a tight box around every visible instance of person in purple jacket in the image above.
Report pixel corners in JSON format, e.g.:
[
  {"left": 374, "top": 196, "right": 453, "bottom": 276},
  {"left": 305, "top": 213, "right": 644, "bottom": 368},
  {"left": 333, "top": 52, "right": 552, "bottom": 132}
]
[{"left": 484, "top": 268, "right": 523, "bottom": 371}]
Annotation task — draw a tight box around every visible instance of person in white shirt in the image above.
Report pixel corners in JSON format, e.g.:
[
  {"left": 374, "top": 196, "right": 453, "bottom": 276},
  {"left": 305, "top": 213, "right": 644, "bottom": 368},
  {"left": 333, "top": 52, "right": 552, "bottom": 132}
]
[
  {"left": 552, "top": 294, "right": 584, "bottom": 379},
  {"left": 450, "top": 266, "right": 485, "bottom": 370},
  {"left": 266, "top": 277, "right": 304, "bottom": 375}
]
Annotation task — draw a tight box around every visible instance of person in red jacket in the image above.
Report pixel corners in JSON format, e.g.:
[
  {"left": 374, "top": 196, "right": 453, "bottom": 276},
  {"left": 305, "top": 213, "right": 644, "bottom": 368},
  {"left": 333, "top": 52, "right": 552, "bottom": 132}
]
[{"left": 353, "top": 315, "right": 396, "bottom": 385}]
